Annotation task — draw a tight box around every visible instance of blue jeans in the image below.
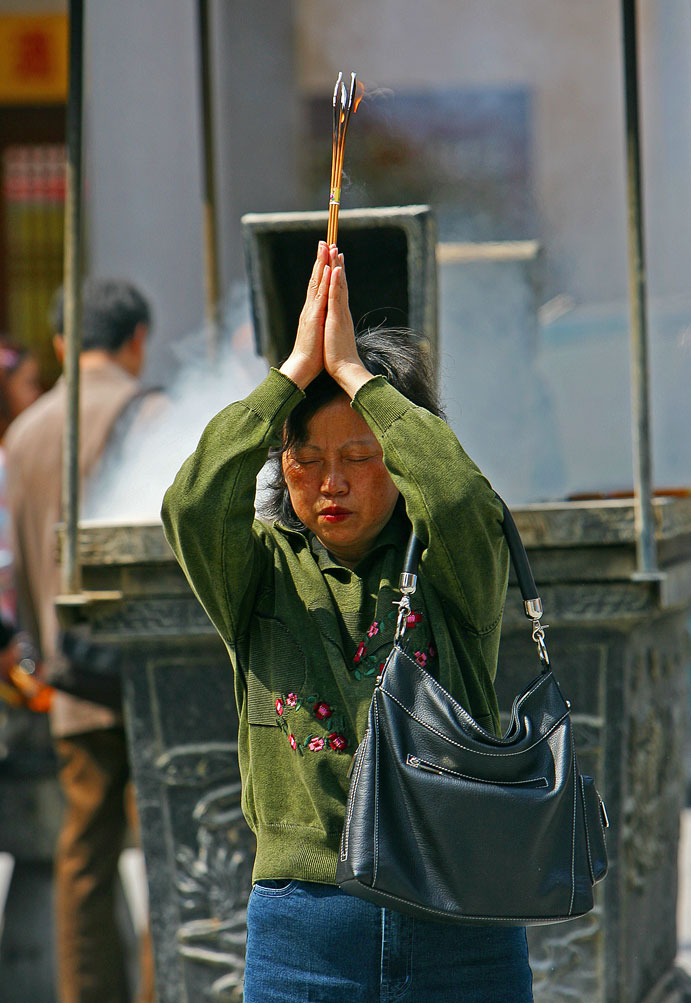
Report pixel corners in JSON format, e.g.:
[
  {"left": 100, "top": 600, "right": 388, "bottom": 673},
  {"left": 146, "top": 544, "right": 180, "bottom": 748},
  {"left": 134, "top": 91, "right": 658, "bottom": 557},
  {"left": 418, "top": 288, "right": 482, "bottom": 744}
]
[{"left": 244, "top": 880, "right": 533, "bottom": 1002}]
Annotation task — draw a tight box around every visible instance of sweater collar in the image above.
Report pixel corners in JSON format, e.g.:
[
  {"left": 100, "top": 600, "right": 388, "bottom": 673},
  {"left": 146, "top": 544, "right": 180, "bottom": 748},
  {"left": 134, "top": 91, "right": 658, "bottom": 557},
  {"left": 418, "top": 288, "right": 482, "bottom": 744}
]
[{"left": 305, "top": 503, "right": 409, "bottom": 575}]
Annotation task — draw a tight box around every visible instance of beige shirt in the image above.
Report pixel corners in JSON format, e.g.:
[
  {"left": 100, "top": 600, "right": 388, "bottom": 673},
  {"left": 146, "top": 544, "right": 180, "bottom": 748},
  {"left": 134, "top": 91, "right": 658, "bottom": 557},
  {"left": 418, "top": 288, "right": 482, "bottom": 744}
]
[{"left": 5, "top": 360, "right": 147, "bottom": 737}]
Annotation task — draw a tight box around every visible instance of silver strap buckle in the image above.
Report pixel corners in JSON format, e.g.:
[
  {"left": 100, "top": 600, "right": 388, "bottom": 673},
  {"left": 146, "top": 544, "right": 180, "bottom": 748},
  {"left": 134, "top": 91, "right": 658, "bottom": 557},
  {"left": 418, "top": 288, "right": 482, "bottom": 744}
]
[
  {"left": 525, "top": 598, "right": 549, "bottom": 664},
  {"left": 393, "top": 594, "right": 412, "bottom": 643},
  {"left": 531, "top": 620, "right": 550, "bottom": 664}
]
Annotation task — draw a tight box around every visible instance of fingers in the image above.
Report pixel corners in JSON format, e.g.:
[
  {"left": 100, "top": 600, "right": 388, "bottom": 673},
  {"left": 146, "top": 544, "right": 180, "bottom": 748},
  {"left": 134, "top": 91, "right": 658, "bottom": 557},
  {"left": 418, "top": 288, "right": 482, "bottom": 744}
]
[
  {"left": 327, "top": 244, "right": 344, "bottom": 271},
  {"left": 299, "top": 245, "right": 331, "bottom": 324},
  {"left": 304, "top": 241, "right": 330, "bottom": 303},
  {"left": 328, "top": 262, "right": 350, "bottom": 321},
  {"left": 282, "top": 242, "right": 331, "bottom": 388},
  {"left": 324, "top": 256, "right": 357, "bottom": 362}
]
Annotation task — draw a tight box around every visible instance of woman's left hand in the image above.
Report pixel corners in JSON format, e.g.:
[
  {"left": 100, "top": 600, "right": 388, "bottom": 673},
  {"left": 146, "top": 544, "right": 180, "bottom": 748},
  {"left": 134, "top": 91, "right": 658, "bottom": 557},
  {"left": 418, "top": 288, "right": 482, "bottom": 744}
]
[{"left": 324, "top": 251, "right": 373, "bottom": 398}]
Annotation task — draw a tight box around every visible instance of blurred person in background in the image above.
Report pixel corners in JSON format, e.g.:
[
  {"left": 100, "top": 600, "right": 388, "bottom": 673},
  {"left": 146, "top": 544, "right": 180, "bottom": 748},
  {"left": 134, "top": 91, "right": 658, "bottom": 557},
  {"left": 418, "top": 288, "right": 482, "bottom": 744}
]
[
  {"left": 5, "top": 281, "right": 157, "bottom": 1003},
  {"left": 0, "top": 340, "right": 42, "bottom": 626},
  {"left": 0, "top": 341, "right": 42, "bottom": 692}
]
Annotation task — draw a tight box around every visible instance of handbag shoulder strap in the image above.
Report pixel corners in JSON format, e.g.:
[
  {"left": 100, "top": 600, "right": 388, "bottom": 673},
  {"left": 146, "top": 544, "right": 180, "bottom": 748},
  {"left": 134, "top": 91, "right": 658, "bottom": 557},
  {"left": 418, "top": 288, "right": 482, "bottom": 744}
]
[{"left": 396, "top": 495, "right": 550, "bottom": 665}]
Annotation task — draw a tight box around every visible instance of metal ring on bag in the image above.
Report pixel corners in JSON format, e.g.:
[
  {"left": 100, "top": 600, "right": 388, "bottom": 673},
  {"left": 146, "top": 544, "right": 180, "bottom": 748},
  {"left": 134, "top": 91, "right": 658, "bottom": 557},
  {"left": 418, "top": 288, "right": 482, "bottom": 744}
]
[{"left": 393, "top": 594, "right": 412, "bottom": 643}]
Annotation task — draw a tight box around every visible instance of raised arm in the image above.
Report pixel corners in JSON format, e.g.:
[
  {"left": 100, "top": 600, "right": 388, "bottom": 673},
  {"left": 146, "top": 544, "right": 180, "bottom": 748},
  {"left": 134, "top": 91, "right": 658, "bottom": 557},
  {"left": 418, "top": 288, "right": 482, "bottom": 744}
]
[
  {"left": 323, "top": 256, "right": 507, "bottom": 634},
  {"left": 353, "top": 379, "right": 507, "bottom": 633},
  {"left": 161, "top": 241, "right": 335, "bottom": 642},
  {"left": 161, "top": 371, "right": 305, "bottom": 643}
]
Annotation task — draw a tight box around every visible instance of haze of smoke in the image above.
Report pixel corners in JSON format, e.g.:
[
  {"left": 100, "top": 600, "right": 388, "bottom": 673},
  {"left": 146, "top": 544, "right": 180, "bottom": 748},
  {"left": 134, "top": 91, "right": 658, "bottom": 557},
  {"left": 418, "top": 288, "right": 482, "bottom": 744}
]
[{"left": 84, "top": 289, "right": 268, "bottom": 523}]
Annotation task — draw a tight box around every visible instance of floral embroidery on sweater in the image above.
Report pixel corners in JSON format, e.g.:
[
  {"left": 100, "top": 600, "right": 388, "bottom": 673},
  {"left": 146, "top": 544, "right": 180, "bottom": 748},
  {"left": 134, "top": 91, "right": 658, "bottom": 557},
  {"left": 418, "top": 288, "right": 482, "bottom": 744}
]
[
  {"left": 275, "top": 691, "right": 349, "bottom": 756},
  {"left": 351, "top": 608, "right": 436, "bottom": 680},
  {"left": 273, "top": 610, "right": 435, "bottom": 755}
]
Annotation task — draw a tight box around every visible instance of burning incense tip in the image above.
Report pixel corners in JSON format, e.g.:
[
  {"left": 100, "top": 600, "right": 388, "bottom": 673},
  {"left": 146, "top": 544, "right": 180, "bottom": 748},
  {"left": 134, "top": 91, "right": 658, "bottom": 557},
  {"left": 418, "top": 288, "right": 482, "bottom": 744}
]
[{"left": 327, "top": 71, "right": 361, "bottom": 245}]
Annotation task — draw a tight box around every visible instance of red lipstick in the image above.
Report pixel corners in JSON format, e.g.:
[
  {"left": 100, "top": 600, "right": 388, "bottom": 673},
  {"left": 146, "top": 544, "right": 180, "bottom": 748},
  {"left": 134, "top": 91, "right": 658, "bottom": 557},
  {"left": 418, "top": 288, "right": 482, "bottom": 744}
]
[{"left": 319, "top": 505, "right": 351, "bottom": 523}]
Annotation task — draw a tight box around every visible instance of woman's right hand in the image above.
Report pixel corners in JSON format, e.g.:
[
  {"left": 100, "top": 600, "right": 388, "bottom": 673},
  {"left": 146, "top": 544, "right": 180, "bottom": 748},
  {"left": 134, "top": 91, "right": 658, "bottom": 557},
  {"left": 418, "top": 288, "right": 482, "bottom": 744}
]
[{"left": 279, "top": 242, "right": 331, "bottom": 389}]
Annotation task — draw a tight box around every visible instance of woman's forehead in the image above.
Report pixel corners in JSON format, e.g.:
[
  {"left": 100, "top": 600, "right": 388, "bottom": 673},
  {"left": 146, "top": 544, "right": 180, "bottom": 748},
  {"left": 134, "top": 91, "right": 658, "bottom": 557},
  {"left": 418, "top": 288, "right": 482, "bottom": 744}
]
[{"left": 302, "top": 396, "right": 377, "bottom": 447}]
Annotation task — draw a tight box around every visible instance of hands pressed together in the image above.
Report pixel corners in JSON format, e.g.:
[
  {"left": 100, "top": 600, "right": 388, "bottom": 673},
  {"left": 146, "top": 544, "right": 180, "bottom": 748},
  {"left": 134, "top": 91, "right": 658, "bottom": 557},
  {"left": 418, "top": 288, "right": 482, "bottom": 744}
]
[{"left": 279, "top": 242, "right": 373, "bottom": 398}]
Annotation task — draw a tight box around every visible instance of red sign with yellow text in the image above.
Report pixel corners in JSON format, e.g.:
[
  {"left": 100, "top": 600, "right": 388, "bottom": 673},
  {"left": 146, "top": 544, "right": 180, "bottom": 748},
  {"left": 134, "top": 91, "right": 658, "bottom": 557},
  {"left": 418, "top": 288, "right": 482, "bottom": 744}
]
[{"left": 0, "top": 15, "right": 68, "bottom": 104}]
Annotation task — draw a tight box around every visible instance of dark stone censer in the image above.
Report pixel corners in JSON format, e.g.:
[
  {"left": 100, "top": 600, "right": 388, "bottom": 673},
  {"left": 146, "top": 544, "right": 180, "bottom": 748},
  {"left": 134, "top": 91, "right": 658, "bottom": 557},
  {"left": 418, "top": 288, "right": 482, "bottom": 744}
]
[{"left": 57, "top": 495, "right": 691, "bottom": 1003}]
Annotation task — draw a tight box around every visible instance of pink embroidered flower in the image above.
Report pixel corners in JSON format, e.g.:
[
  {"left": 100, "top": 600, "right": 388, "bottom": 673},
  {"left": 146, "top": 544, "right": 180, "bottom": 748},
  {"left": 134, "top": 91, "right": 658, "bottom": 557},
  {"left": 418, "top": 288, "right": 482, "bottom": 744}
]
[
  {"left": 367, "top": 622, "right": 379, "bottom": 638},
  {"left": 429, "top": 645, "right": 437, "bottom": 658},
  {"left": 414, "top": 650, "right": 427, "bottom": 667},
  {"left": 308, "top": 736, "right": 325, "bottom": 751},
  {"left": 313, "top": 701, "right": 333, "bottom": 721},
  {"left": 288, "top": 734, "right": 298, "bottom": 751},
  {"left": 328, "top": 733, "right": 348, "bottom": 752},
  {"left": 354, "top": 642, "right": 367, "bottom": 664},
  {"left": 275, "top": 697, "right": 284, "bottom": 716},
  {"left": 286, "top": 692, "right": 298, "bottom": 707},
  {"left": 406, "top": 612, "right": 423, "bottom": 628}
]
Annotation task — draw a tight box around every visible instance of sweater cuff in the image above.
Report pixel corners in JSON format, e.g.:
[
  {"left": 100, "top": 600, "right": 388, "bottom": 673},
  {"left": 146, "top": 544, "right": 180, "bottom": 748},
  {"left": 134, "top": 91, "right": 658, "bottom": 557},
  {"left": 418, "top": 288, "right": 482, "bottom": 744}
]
[
  {"left": 242, "top": 368, "right": 305, "bottom": 426},
  {"left": 352, "top": 374, "right": 414, "bottom": 431}
]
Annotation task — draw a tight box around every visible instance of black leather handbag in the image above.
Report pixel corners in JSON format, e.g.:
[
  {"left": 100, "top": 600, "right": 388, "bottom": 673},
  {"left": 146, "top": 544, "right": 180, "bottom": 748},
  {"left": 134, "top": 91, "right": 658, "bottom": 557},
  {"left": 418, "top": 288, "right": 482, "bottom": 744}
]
[{"left": 336, "top": 500, "right": 609, "bottom": 925}]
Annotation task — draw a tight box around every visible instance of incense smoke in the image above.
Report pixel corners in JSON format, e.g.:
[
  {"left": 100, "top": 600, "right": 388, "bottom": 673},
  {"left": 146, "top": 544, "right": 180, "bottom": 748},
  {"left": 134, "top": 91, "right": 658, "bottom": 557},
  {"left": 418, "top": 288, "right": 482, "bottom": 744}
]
[{"left": 83, "top": 286, "right": 268, "bottom": 522}]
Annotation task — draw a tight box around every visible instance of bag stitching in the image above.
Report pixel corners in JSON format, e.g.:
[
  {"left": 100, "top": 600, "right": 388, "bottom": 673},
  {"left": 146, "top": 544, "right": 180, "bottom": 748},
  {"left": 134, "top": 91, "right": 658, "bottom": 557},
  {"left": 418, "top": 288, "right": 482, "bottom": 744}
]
[
  {"left": 342, "top": 880, "right": 591, "bottom": 924},
  {"left": 380, "top": 686, "right": 570, "bottom": 758},
  {"left": 569, "top": 761, "right": 577, "bottom": 914},
  {"left": 373, "top": 695, "right": 381, "bottom": 884},
  {"left": 341, "top": 729, "right": 369, "bottom": 861},
  {"left": 408, "top": 757, "right": 548, "bottom": 788},
  {"left": 598, "top": 802, "right": 608, "bottom": 839},
  {"left": 392, "top": 645, "right": 552, "bottom": 743},
  {"left": 580, "top": 775, "right": 607, "bottom": 882},
  {"left": 580, "top": 774, "right": 596, "bottom": 883}
]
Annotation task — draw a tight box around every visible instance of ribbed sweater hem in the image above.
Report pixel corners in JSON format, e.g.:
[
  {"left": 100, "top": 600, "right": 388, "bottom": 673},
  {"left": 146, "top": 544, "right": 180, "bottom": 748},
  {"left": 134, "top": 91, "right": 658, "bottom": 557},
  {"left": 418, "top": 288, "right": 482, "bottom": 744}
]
[{"left": 252, "top": 823, "right": 341, "bottom": 885}]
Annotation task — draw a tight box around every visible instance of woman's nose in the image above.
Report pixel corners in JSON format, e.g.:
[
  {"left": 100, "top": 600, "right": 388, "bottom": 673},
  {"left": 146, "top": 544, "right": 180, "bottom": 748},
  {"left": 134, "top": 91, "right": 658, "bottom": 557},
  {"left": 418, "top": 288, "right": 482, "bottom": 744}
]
[{"left": 320, "top": 465, "right": 348, "bottom": 495}]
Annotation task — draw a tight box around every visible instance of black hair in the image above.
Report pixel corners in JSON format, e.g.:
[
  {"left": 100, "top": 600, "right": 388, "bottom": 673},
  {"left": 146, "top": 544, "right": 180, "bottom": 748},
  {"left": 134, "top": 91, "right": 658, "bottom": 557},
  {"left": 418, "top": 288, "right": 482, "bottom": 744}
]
[
  {"left": 260, "top": 327, "right": 445, "bottom": 529},
  {"left": 50, "top": 279, "right": 151, "bottom": 352}
]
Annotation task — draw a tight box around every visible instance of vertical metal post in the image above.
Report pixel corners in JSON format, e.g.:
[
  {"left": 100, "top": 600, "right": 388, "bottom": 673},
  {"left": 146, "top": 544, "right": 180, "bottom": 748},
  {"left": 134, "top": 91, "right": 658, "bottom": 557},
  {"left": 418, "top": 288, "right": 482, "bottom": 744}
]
[
  {"left": 197, "top": 0, "right": 221, "bottom": 357},
  {"left": 621, "top": 0, "right": 658, "bottom": 574},
  {"left": 61, "top": 0, "right": 84, "bottom": 595}
]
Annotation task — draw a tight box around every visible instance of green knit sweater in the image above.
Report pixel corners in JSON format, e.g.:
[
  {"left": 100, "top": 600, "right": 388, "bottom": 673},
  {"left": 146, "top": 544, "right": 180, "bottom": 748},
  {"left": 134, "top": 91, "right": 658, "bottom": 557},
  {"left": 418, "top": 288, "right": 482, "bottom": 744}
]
[{"left": 161, "top": 369, "right": 509, "bottom": 884}]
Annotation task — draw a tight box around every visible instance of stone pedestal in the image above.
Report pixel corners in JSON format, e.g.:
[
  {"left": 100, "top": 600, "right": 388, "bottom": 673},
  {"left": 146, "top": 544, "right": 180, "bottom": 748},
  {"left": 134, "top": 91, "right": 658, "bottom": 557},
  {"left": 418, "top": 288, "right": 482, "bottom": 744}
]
[
  {"left": 497, "top": 496, "right": 691, "bottom": 1003},
  {"left": 59, "top": 494, "right": 691, "bottom": 1002},
  {"left": 58, "top": 523, "right": 254, "bottom": 1003}
]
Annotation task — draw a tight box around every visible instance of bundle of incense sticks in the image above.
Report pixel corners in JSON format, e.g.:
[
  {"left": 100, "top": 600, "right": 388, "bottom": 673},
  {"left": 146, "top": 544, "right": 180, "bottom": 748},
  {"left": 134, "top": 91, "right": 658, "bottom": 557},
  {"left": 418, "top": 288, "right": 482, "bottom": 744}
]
[{"left": 327, "top": 71, "right": 361, "bottom": 245}]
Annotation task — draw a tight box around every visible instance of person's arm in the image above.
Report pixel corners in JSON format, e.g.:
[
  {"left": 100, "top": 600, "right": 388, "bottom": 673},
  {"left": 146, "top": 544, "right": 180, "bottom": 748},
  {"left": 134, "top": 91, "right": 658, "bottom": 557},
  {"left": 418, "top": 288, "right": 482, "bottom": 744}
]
[
  {"left": 323, "top": 257, "right": 507, "bottom": 634},
  {"left": 161, "top": 369, "right": 304, "bottom": 643},
  {"left": 353, "top": 378, "right": 507, "bottom": 633},
  {"left": 162, "top": 243, "right": 332, "bottom": 642},
  {"left": 5, "top": 458, "right": 42, "bottom": 652}
]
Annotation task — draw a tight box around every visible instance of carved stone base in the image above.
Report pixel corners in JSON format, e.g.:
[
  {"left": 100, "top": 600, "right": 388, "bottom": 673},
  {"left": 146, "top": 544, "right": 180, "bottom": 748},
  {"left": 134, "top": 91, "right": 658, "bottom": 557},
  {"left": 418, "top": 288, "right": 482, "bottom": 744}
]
[
  {"left": 640, "top": 967, "right": 691, "bottom": 1003},
  {"left": 62, "top": 495, "right": 691, "bottom": 1002}
]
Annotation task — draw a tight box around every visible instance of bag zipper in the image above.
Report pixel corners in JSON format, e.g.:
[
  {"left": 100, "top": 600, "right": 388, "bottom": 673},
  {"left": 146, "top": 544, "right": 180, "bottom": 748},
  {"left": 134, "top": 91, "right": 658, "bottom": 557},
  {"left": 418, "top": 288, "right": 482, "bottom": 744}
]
[
  {"left": 341, "top": 731, "right": 369, "bottom": 861},
  {"left": 406, "top": 754, "right": 549, "bottom": 789},
  {"left": 598, "top": 793, "right": 610, "bottom": 829}
]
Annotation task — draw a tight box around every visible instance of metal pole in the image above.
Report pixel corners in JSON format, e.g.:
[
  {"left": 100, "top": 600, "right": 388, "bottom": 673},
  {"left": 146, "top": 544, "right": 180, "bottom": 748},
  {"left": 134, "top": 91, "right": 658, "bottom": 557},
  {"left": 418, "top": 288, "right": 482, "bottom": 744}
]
[
  {"left": 61, "top": 0, "right": 84, "bottom": 595},
  {"left": 197, "top": 0, "right": 221, "bottom": 357},
  {"left": 621, "top": 0, "right": 658, "bottom": 574}
]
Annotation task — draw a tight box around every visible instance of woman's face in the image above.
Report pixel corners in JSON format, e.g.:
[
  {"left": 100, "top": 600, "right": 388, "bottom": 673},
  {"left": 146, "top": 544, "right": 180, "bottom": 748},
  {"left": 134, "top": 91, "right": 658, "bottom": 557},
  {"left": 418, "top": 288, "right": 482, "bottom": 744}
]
[
  {"left": 6, "top": 356, "right": 41, "bottom": 419},
  {"left": 282, "top": 394, "right": 400, "bottom": 568}
]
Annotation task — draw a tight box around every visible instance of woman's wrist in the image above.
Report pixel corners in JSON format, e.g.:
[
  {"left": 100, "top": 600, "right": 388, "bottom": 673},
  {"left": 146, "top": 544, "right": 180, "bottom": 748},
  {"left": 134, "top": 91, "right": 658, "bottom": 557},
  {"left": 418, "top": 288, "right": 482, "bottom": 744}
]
[
  {"left": 331, "top": 361, "right": 375, "bottom": 399},
  {"left": 279, "top": 352, "right": 322, "bottom": 390}
]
